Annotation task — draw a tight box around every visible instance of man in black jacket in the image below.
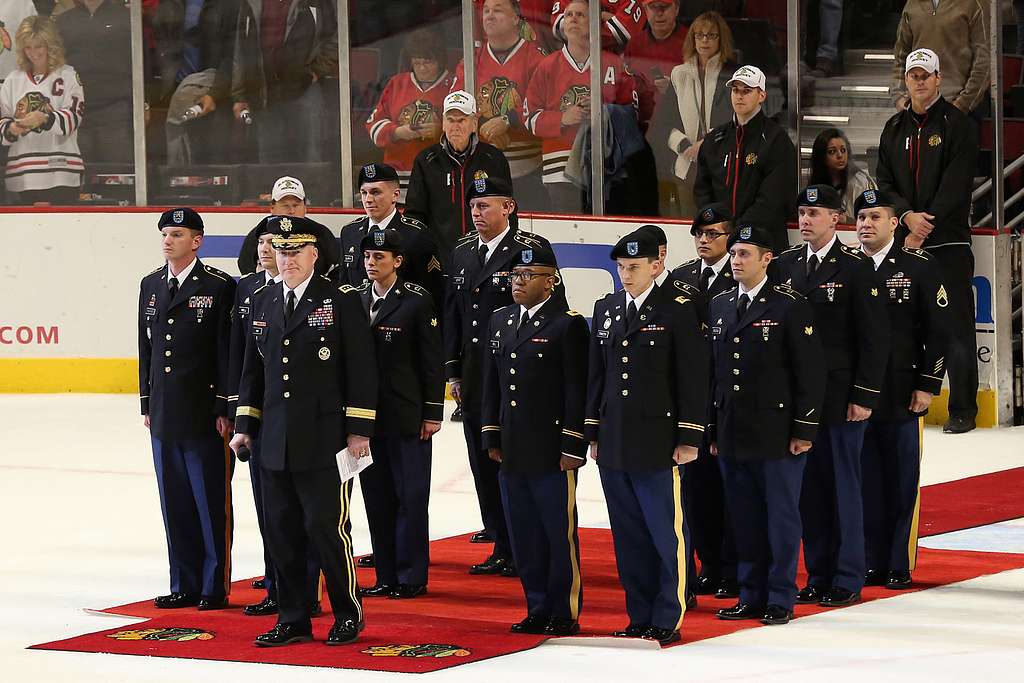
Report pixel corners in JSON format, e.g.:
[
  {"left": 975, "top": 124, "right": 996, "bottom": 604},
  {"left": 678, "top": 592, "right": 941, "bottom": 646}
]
[
  {"left": 876, "top": 48, "right": 979, "bottom": 434},
  {"left": 405, "top": 90, "right": 515, "bottom": 256},
  {"left": 773, "top": 185, "right": 891, "bottom": 608},
  {"left": 854, "top": 189, "right": 949, "bottom": 591},
  {"left": 694, "top": 65, "right": 797, "bottom": 253},
  {"left": 231, "top": 215, "right": 376, "bottom": 647}
]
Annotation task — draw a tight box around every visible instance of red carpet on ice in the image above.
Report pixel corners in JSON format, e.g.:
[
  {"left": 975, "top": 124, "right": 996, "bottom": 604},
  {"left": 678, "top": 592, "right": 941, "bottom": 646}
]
[{"left": 29, "top": 467, "right": 1024, "bottom": 673}]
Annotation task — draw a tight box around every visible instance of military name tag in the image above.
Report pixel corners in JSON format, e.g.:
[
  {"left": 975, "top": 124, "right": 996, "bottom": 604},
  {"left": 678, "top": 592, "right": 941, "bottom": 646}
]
[
  {"left": 238, "top": 305, "right": 250, "bottom": 316},
  {"left": 452, "top": 276, "right": 465, "bottom": 286},
  {"left": 344, "top": 254, "right": 355, "bottom": 263},
  {"left": 490, "top": 339, "right": 501, "bottom": 349},
  {"left": 307, "top": 305, "right": 334, "bottom": 327},
  {"left": 145, "top": 307, "right": 157, "bottom": 316},
  {"left": 597, "top": 329, "right": 610, "bottom": 339},
  {"left": 711, "top": 326, "right": 722, "bottom": 335},
  {"left": 189, "top": 295, "right": 213, "bottom": 309}
]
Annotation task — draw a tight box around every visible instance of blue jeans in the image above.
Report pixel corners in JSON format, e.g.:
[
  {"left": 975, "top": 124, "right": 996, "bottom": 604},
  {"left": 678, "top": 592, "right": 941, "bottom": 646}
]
[{"left": 817, "top": 0, "right": 844, "bottom": 62}]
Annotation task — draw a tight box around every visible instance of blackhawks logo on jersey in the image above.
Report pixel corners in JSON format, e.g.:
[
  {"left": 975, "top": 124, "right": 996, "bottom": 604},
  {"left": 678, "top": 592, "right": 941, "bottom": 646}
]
[
  {"left": 397, "top": 99, "right": 439, "bottom": 128},
  {"left": 478, "top": 76, "right": 522, "bottom": 120},
  {"left": 14, "top": 91, "right": 54, "bottom": 120},
  {"left": 559, "top": 85, "right": 590, "bottom": 111}
]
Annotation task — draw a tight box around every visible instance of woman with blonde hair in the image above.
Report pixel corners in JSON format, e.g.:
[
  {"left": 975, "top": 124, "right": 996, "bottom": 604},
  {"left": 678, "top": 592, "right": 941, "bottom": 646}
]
[
  {"left": 0, "top": 16, "right": 84, "bottom": 204},
  {"left": 650, "top": 11, "right": 736, "bottom": 217}
]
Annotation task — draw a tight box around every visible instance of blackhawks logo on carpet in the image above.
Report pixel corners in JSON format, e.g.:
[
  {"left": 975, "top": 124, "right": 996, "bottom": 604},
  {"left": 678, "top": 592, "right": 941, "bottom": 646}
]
[
  {"left": 107, "top": 627, "right": 214, "bottom": 642},
  {"left": 363, "top": 643, "right": 470, "bottom": 658}
]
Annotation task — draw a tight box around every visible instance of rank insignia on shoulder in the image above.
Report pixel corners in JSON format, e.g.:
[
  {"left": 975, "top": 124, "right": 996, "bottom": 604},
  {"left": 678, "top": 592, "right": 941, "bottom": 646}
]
[
  {"left": 675, "top": 296, "right": 690, "bottom": 305},
  {"left": 804, "top": 326, "right": 814, "bottom": 336}
]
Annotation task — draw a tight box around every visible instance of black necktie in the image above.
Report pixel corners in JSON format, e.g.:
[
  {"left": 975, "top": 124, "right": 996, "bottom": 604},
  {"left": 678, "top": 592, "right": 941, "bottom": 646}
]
[
  {"left": 478, "top": 243, "right": 489, "bottom": 268},
  {"left": 168, "top": 276, "right": 178, "bottom": 299},
  {"left": 285, "top": 290, "right": 296, "bottom": 323},
  {"left": 737, "top": 292, "right": 750, "bottom": 317},
  {"left": 626, "top": 300, "right": 638, "bottom": 328},
  {"left": 807, "top": 254, "right": 820, "bottom": 277},
  {"left": 699, "top": 266, "right": 714, "bottom": 293},
  {"left": 518, "top": 309, "right": 530, "bottom": 336},
  {"left": 370, "top": 297, "right": 383, "bottom": 323}
]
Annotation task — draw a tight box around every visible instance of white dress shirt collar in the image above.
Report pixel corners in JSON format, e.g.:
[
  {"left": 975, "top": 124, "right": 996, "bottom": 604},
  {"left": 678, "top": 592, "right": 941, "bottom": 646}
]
[
  {"left": 168, "top": 257, "right": 197, "bottom": 284},
  {"left": 478, "top": 224, "right": 512, "bottom": 262},
  {"left": 283, "top": 271, "right": 315, "bottom": 308},
  {"left": 625, "top": 279, "right": 657, "bottom": 310},
  {"left": 805, "top": 233, "right": 838, "bottom": 263},
  {"left": 865, "top": 236, "right": 895, "bottom": 270},
  {"left": 738, "top": 274, "right": 768, "bottom": 301},
  {"left": 369, "top": 208, "right": 397, "bottom": 230}
]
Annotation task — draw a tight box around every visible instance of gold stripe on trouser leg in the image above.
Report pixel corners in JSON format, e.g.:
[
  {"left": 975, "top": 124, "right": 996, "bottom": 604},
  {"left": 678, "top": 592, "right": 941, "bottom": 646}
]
[
  {"left": 672, "top": 466, "right": 687, "bottom": 631},
  {"left": 337, "top": 479, "right": 362, "bottom": 621},
  {"left": 907, "top": 417, "right": 924, "bottom": 571},
  {"left": 223, "top": 437, "right": 233, "bottom": 596},
  {"left": 565, "top": 469, "right": 582, "bottom": 621},
  {"left": 317, "top": 572, "right": 325, "bottom": 601}
]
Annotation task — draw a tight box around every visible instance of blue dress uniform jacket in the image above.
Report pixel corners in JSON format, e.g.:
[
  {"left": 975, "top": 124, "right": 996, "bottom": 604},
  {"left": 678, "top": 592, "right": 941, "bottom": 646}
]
[
  {"left": 669, "top": 257, "right": 735, "bottom": 302},
  {"left": 139, "top": 259, "right": 235, "bottom": 441},
  {"left": 235, "top": 276, "right": 378, "bottom": 471},
  {"left": 584, "top": 282, "right": 710, "bottom": 470},
  {"left": 359, "top": 279, "right": 445, "bottom": 436},
  {"left": 339, "top": 212, "right": 444, "bottom": 306},
  {"left": 773, "top": 240, "right": 891, "bottom": 424},
  {"left": 481, "top": 298, "right": 591, "bottom": 472},
  {"left": 227, "top": 270, "right": 273, "bottom": 417}
]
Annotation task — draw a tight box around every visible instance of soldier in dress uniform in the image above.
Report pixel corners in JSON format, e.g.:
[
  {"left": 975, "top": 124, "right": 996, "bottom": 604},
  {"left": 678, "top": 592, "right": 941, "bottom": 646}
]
[
  {"left": 854, "top": 189, "right": 949, "bottom": 590},
  {"left": 228, "top": 216, "right": 324, "bottom": 618},
  {"left": 355, "top": 228, "right": 445, "bottom": 600},
  {"left": 445, "top": 175, "right": 561, "bottom": 576},
  {"left": 773, "top": 185, "right": 891, "bottom": 608},
  {"left": 710, "top": 223, "right": 826, "bottom": 626},
  {"left": 139, "top": 207, "right": 236, "bottom": 611},
  {"left": 481, "top": 243, "right": 589, "bottom": 637},
  {"left": 668, "top": 202, "right": 739, "bottom": 600},
  {"left": 230, "top": 215, "right": 377, "bottom": 647},
  {"left": 585, "top": 228, "right": 710, "bottom": 646},
  {"left": 338, "top": 163, "right": 444, "bottom": 305}
]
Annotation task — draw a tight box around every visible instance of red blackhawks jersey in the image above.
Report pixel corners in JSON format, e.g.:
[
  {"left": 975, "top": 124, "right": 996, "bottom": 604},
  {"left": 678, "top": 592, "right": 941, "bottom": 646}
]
[
  {"left": 550, "top": 0, "right": 647, "bottom": 53},
  {"left": 0, "top": 65, "right": 84, "bottom": 193},
  {"left": 365, "top": 70, "right": 454, "bottom": 183},
  {"left": 471, "top": 0, "right": 560, "bottom": 51},
  {"left": 453, "top": 38, "right": 547, "bottom": 178},
  {"left": 524, "top": 46, "right": 646, "bottom": 184},
  {"left": 623, "top": 23, "right": 687, "bottom": 98}
]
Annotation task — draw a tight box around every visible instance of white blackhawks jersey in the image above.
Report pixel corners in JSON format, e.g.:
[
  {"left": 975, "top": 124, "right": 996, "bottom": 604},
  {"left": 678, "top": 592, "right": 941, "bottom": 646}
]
[{"left": 0, "top": 64, "right": 85, "bottom": 193}]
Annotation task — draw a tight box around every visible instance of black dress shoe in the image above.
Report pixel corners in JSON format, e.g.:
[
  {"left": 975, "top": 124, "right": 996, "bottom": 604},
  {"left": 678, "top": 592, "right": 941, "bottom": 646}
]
[
  {"left": 611, "top": 623, "right": 649, "bottom": 638},
  {"left": 470, "top": 531, "right": 494, "bottom": 544},
  {"left": 469, "top": 555, "right": 510, "bottom": 575},
  {"left": 154, "top": 592, "right": 199, "bottom": 609},
  {"left": 451, "top": 405, "right": 464, "bottom": 422},
  {"left": 694, "top": 575, "right": 719, "bottom": 595},
  {"left": 389, "top": 584, "right": 427, "bottom": 599},
  {"left": 310, "top": 601, "right": 322, "bottom": 617},
  {"left": 643, "top": 626, "right": 681, "bottom": 646},
  {"left": 796, "top": 585, "right": 824, "bottom": 604},
  {"left": 510, "top": 615, "right": 549, "bottom": 634},
  {"left": 357, "top": 555, "right": 375, "bottom": 568},
  {"left": 820, "top": 587, "right": 861, "bottom": 607},
  {"left": 544, "top": 617, "right": 580, "bottom": 636},
  {"left": 197, "top": 596, "right": 228, "bottom": 611},
  {"left": 252, "top": 577, "right": 266, "bottom": 590},
  {"left": 244, "top": 596, "right": 279, "bottom": 616},
  {"left": 943, "top": 415, "right": 976, "bottom": 434},
  {"left": 358, "top": 583, "right": 396, "bottom": 598},
  {"left": 254, "top": 623, "right": 313, "bottom": 647},
  {"left": 685, "top": 592, "right": 697, "bottom": 610},
  {"left": 864, "top": 569, "right": 886, "bottom": 586},
  {"left": 714, "top": 579, "right": 740, "bottom": 599},
  {"left": 500, "top": 563, "right": 519, "bottom": 577},
  {"left": 761, "top": 604, "right": 793, "bottom": 625},
  {"left": 886, "top": 570, "right": 912, "bottom": 590},
  {"left": 325, "top": 619, "right": 364, "bottom": 646},
  {"left": 716, "top": 602, "right": 764, "bottom": 620}
]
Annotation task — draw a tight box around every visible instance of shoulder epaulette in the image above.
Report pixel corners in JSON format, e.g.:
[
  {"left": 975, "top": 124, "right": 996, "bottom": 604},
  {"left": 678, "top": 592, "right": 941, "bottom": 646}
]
[
  {"left": 782, "top": 243, "right": 804, "bottom": 254},
  {"left": 902, "top": 246, "right": 930, "bottom": 260},
  {"left": 840, "top": 244, "right": 864, "bottom": 259},
  {"left": 144, "top": 265, "right": 164, "bottom": 277},
  {"left": 774, "top": 283, "right": 799, "bottom": 299},
  {"left": 252, "top": 282, "right": 271, "bottom": 297},
  {"left": 566, "top": 309, "right": 582, "bottom": 317},
  {"left": 204, "top": 264, "right": 230, "bottom": 281},
  {"left": 455, "top": 232, "right": 479, "bottom": 247},
  {"left": 343, "top": 215, "right": 367, "bottom": 229},
  {"left": 711, "top": 287, "right": 737, "bottom": 300},
  {"left": 403, "top": 281, "right": 426, "bottom": 295},
  {"left": 514, "top": 232, "right": 544, "bottom": 247},
  {"left": 400, "top": 215, "right": 426, "bottom": 230},
  {"left": 672, "top": 280, "right": 700, "bottom": 297},
  {"left": 680, "top": 257, "right": 699, "bottom": 268}
]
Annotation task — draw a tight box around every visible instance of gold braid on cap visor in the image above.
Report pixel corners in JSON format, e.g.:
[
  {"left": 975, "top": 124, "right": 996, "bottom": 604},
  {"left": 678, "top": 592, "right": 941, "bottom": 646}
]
[{"left": 272, "top": 234, "right": 318, "bottom": 249}]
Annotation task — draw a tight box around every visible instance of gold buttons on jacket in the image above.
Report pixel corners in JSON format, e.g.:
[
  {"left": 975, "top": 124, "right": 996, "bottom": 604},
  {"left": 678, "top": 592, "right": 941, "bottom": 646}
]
[
  {"left": 733, "top": 337, "right": 740, "bottom": 343},
  {"left": 510, "top": 400, "right": 517, "bottom": 407},
  {"left": 164, "top": 367, "right": 171, "bottom": 373},
  {"left": 284, "top": 339, "right": 290, "bottom": 346},
  {"left": 283, "top": 374, "right": 289, "bottom": 381},
  {"left": 284, "top": 392, "right": 291, "bottom": 398},
  {"left": 622, "top": 389, "right": 629, "bottom": 396},
  {"left": 622, "top": 373, "right": 628, "bottom": 379},
  {"left": 622, "top": 340, "right": 629, "bottom": 347},
  {"left": 168, "top": 318, "right": 174, "bottom": 325},
  {"left": 283, "top": 357, "right": 289, "bottom": 363},
  {"left": 165, "top": 350, "right": 171, "bottom": 357},
  {"left": 165, "top": 334, "right": 172, "bottom": 341},
  {"left": 733, "top": 369, "right": 740, "bottom": 375},
  {"left": 510, "top": 353, "right": 517, "bottom": 359},
  {"left": 733, "top": 353, "right": 740, "bottom": 359},
  {"left": 733, "top": 385, "right": 740, "bottom": 391}
]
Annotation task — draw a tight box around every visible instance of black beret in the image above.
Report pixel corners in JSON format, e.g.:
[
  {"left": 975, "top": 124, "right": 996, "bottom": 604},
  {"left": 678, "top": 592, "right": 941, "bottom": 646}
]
[
  {"left": 853, "top": 188, "right": 894, "bottom": 215},
  {"left": 637, "top": 224, "right": 667, "bottom": 247},
  {"left": 692, "top": 203, "right": 733, "bottom": 234},
  {"left": 358, "top": 163, "right": 400, "bottom": 186},
  {"left": 727, "top": 222, "right": 775, "bottom": 252},
  {"left": 158, "top": 207, "right": 203, "bottom": 232},
  {"left": 236, "top": 216, "right": 274, "bottom": 275},
  {"left": 466, "top": 175, "right": 514, "bottom": 202},
  {"left": 796, "top": 184, "right": 843, "bottom": 211},
  {"left": 610, "top": 228, "right": 659, "bottom": 260},
  {"left": 360, "top": 227, "right": 403, "bottom": 255},
  {"left": 514, "top": 243, "right": 557, "bottom": 268}
]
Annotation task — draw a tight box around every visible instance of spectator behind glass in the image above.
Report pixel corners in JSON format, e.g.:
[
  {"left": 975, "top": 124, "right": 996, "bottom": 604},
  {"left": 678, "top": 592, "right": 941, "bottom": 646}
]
[
  {"left": 0, "top": 1, "right": 36, "bottom": 82},
  {"left": 650, "top": 11, "right": 735, "bottom": 217},
  {"left": 890, "top": 0, "right": 990, "bottom": 115},
  {"left": 56, "top": 0, "right": 131, "bottom": 165},
  {"left": 804, "top": 0, "right": 844, "bottom": 79},
  {"left": 454, "top": 0, "right": 548, "bottom": 211},
  {"left": 232, "top": 0, "right": 339, "bottom": 164},
  {"left": 623, "top": 0, "right": 687, "bottom": 103},
  {"left": 0, "top": 16, "right": 84, "bottom": 205},
  {"left": 364, "top": 29, "right": 451, "bottom": 202},
  {"left": 808, "top": 128, "right": 877, "bottom": 224}
]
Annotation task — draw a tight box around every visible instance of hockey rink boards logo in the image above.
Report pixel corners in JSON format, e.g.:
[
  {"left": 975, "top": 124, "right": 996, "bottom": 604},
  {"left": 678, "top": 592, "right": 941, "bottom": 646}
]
[
  {"left": 107, "top": 627, "right": 215, "bottom": 642},
  {"left": 362, "top": 643, "right": 471, "bottom": 658}
]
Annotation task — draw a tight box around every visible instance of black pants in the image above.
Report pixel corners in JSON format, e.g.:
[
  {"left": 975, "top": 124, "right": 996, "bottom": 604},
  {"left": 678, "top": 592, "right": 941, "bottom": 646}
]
[
  {"left": 926, "top": 245, "right": 978, "bottom": 420},
  {"left": 260, "top": 465, "right": 362, "bottom": 629},
  {"left": 461, "top": 410, "right": 511, "bottom": 560}
]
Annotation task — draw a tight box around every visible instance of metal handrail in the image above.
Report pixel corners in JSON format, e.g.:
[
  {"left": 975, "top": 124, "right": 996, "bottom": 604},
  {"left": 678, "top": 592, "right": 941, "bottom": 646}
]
[
  {"left": 977, "top": 184, "right": 1024, "bottom": 227},
  {"left": 973, "top": 153, "right": 1024, "bottom": 201}
]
